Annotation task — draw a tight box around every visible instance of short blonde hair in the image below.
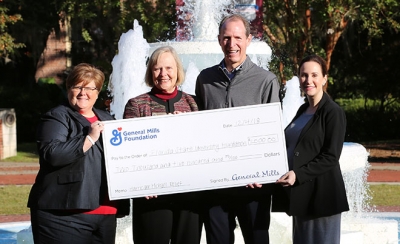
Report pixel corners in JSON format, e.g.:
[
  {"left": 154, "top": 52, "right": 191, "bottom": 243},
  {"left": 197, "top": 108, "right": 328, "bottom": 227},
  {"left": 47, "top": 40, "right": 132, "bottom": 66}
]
[
  {"left": 145, "top": 46, "right": 185, "bottom": 87},
  {"left": 66, "top": 63, "right": 105, "bottom": 91}
]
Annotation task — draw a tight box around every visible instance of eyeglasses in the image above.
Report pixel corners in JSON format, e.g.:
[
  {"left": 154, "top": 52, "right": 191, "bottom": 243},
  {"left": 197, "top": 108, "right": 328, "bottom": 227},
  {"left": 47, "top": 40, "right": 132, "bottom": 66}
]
[{"left": 70, "top": 86, "right": 99, "bottom": 93}]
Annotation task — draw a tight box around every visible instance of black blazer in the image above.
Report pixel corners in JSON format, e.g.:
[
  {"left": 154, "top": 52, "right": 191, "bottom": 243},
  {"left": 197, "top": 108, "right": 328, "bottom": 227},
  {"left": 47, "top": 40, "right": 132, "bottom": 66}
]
[
  {"left": 282, "top": 93, "right": 349, "bottom": 217},
  {"left": 28, "top": 104, "right": 129, "bottom": 214}
]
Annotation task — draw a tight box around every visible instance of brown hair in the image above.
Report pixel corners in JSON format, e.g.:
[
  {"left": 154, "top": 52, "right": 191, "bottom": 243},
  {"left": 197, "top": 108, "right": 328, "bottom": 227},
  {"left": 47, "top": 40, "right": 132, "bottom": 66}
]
[
  {"left": 145, "top": 46, "right": 185, "bottom": 87},
  {"left": 66, "top": 63, "right": 105, "bottom": 91},
  {"left": 219, "top": 14, "right": 251, "bottom": 37},
  {"left": 298, "top": 55, "right": 328, "bottom": 77}
]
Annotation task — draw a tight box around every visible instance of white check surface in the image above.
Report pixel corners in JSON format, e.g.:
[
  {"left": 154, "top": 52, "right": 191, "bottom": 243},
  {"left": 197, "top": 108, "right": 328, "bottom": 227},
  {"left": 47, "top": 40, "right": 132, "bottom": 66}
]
[{"left": 102, "top": 103, "right": 288, "bottom": 200}]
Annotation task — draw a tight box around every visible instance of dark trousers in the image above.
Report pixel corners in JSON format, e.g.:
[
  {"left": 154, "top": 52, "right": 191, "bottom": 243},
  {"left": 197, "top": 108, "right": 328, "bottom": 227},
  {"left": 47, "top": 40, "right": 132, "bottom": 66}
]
[
  {"left": 132, "top": 196, "right": 202, "bottom": 244},
  {"left": 30, "top": 209, "right": 116, "bottom": 244},
  {"left": 202, "top": 187, "right": 272, "bottom": 244},
  {"left": 293, "top": 213, "right": 341, "bottom": 244}
]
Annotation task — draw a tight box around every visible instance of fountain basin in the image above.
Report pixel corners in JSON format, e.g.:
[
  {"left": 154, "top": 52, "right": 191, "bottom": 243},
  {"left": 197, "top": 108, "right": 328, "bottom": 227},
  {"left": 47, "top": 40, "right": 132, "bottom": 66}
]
[
  {"left": 269, "top": 213, "right": 368, "bottom": 244},
  {"left": 342, "top": 216, "right": 398, "bottom": 244}
]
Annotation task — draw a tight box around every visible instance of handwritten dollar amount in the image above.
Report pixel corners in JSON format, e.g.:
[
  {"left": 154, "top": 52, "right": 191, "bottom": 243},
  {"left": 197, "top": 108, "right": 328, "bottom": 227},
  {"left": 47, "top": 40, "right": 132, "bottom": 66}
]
[{"left": 114, "top": 154, "right": 241, "bottom": 173}]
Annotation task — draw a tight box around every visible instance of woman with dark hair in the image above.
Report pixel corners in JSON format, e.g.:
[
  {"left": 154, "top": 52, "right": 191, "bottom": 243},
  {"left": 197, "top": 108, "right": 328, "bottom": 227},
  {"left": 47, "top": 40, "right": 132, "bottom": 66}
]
[
  {"left": 276, "top": 55, "right": 349, "bottom": 244},
  {"left": 28, "top": 63, "right": 129, "bottom": 244},
  {"left": 123, "top": 46, "right": 201, "bottom": 244}
]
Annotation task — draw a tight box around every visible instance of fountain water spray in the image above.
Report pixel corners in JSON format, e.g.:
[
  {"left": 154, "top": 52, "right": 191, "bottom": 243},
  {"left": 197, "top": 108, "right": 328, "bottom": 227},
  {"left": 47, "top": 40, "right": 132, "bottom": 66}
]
[{"left": 108, "top": 0, "right": 271, "bottom": 120}]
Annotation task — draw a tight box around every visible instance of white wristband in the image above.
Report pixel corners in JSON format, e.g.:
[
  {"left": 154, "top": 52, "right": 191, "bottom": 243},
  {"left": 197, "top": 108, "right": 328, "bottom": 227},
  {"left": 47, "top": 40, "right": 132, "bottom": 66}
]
[{"left": 86, "top": 135, "right": 95, "bottom": 145}]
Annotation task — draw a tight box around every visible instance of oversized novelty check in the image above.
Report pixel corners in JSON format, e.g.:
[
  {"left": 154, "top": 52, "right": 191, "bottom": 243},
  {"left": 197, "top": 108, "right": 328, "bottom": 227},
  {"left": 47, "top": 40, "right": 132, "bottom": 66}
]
[{"left": 102, "top": 102, "right": 288, "bottom": 200}]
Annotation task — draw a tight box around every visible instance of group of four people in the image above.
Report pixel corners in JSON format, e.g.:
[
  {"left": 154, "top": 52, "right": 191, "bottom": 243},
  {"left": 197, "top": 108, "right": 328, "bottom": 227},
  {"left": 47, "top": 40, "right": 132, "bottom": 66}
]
[{"left": 28, "top": 13, "right": 349, "bottom": 244}]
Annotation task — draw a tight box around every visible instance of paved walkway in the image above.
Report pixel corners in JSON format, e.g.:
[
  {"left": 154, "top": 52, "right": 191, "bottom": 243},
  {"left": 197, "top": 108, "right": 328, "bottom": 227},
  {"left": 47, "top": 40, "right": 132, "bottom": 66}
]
[{"left": 1, "top": 161, "right": 400, "bottom": 223}]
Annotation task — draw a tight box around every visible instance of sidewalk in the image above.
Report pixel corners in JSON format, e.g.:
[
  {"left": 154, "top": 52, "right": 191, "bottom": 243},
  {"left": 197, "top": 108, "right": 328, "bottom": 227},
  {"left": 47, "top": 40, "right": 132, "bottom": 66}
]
[
  {"left": 0, "top": 162, "right": 38, "bottom": 185},
  {"left": 368, "top": 162, "right": 400, "bottom": 183},
  {"left": 1, "top": 161, "right": 400, "bottom": 223}
]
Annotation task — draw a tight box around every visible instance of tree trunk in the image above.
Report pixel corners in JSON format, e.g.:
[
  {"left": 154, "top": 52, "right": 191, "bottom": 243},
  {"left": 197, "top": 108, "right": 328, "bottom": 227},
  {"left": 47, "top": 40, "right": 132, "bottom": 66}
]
[
  {"left": 325, "top": 15, "right": 348, "bottom": 91},
  {"left": 325, "top": 24, "right": 345, "bottom": 72}
]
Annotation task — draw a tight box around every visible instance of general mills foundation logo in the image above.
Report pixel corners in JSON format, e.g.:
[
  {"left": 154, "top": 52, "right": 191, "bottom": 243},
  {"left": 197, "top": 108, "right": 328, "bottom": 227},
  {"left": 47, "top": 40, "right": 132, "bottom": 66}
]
[
  {"left": 110, "top": 127, "right": 160, "bottom": 146},
  {"left": 110, "top": 127, "right": 123, "bottom": 146}
]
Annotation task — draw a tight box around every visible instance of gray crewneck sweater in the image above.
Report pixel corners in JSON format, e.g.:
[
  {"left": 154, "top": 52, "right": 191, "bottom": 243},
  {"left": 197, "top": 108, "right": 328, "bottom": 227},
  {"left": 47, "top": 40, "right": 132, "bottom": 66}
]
[{"left": 195, "top": 56, "right": 281, "bottom": 110}]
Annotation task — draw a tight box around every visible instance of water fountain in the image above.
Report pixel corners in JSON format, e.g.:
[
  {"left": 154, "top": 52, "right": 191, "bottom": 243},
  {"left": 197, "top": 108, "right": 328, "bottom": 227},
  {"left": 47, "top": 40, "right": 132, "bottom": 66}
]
[
  {"left": 15, "top": 0, "right": 398, "bottom": 243},
  {"left": 107, "top": 0, "right": 398, "bottom": 242},
  {"left": 108, "top": 0, "right": 271, "bottom": 119}
]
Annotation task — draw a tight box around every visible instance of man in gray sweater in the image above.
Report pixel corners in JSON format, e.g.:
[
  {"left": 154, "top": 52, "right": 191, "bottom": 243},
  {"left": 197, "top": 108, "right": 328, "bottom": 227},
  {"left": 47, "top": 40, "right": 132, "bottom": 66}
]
[{"left": 195, "top": 14, "right": 281, "bottom": 244}]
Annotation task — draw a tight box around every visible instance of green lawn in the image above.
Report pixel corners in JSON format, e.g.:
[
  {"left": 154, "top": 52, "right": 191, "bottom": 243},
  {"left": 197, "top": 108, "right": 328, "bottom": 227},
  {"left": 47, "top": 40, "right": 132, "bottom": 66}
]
[
  {"left": 369, "top": 184, "right": 400, "bottom": 206},
  {"left": 0, "top": 143, "right": 38, "bottom": 163},
  {"left": 0, "top": 185, "right": 31, "bottom": 215},
  {"left": 1, "top": 143, "right": 398, "bottom": 215},
  {"left": 0, "top": 184, "right": 399, "bottom": 215}
]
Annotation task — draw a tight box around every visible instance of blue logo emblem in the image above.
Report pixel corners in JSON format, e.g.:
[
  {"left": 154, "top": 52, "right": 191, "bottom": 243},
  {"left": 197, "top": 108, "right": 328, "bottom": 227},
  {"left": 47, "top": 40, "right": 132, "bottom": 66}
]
[{"left": 110, "top": 129, "right": 122, "bottom": 146}]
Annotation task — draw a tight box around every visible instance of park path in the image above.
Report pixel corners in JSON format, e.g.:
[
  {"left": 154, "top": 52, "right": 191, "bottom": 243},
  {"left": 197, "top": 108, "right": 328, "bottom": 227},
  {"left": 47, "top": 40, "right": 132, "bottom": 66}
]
[{"left": 1, "top": 161, "right": 400, "bottom": 223}]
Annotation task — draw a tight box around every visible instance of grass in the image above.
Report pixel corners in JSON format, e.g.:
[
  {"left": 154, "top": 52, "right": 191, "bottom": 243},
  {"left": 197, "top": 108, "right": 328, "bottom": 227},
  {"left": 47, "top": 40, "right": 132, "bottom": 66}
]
[
  {"left": 336, "top": 98, "right": 400, "bottom": 112},
  {"left": 369, "top": 184, "right": 400, "bottom": 207},
  {"left": 0, "top": 143, "right": 38, "bottom": 163},
  {"left": 0, "top": 184, "right": 399, "bottom": 215},
  {"left": 0, "top": 142, "right": 37, "bottom": 215},
  {"left": 0, "top": 185, "right": 31, "bottom": 215},
  {"left": 0, "top": 143, "right": 399, "bottom": 215}
]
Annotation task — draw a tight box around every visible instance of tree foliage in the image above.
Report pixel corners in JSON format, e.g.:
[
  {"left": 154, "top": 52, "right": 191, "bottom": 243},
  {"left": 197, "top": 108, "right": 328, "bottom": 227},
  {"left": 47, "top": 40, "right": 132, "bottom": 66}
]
[
  {"left": 262, "top": 0, "right": 400, "bottom": 85},
  {"left": 1, "top": 0, "right": 63, "bottom": 87},
  {"left": 330, "top": 22, "right": 400, "bottom": 108},
  {"left": 33, "top": 0, "right": 176, "bottom": 78},
  {"left": 58, "top": 0, "right": 125, "bottom": 76},
  {"left": 0, "top": 4, "right": 24, "bottom": 60},
  {"left": 123, "top": 0, "right": 177, "bottom": 42},
  {"left": 1, "top": 0, "right": 400, "bottom": 142}
]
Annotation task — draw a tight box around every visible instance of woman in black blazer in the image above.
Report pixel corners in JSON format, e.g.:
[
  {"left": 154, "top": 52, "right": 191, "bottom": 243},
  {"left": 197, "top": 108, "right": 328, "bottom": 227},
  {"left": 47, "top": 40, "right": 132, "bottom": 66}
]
[
  {"left": 276, "top": 55, "right": 349, "bottom": 244},
  {"left": 28, "top": 63, "right": 129, "bottom": 243}
]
